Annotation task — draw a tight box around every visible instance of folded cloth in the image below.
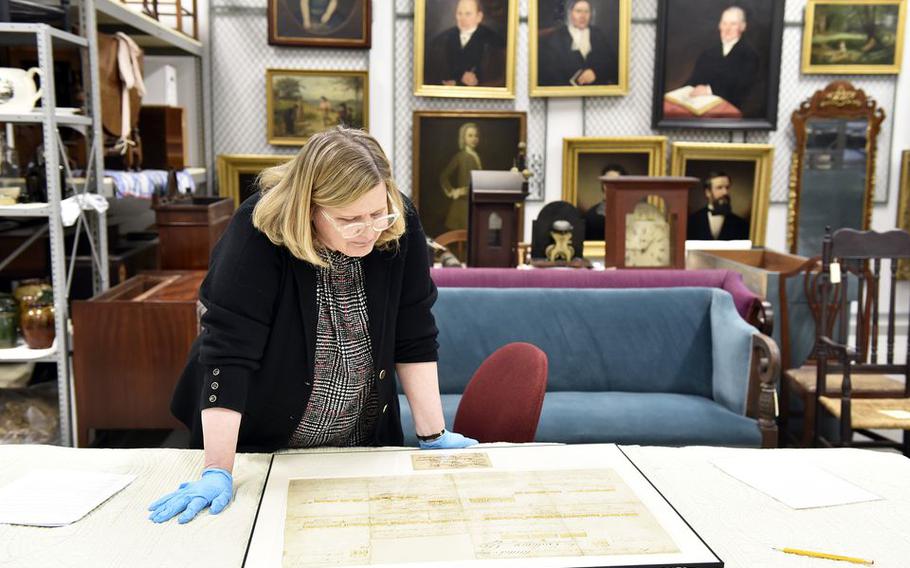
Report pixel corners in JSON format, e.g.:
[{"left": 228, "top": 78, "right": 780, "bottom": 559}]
[{"left": 60, "top": 193, "right": 110, "bottom": 227}]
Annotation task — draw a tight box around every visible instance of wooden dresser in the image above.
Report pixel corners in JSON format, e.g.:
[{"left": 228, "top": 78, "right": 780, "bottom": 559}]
[
  {"left": 153, "top": 196, "right": 234, "bottom": 270},
  {"left": 72, "top": 271, "right": 206, "bottom": 447}
]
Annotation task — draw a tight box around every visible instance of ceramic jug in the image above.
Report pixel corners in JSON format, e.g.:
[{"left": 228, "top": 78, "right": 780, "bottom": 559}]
[{"left": 0, "top": 67, "right": 43, "bottom": 113}]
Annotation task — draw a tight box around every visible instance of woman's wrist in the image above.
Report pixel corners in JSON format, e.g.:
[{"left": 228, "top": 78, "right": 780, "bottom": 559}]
[{"left": 416, "top": 428, "right": 446, "bottom": 442}]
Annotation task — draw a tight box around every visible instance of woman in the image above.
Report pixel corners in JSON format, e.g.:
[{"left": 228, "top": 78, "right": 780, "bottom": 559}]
[
  {"left": 439, "top": 122, "right": 482, "bottom": 232},
  {"left": 149, "top": 128, "right": 477, "bottom": 524},
  {"left": 538, "top": 0, "right": 617, "bottom": 87}
]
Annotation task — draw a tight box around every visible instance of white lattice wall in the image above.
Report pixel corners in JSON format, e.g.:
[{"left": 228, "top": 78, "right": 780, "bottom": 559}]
[
  {"left": 210, "top": 0, "right": 369, "bottom": 158},
  {"left": 210, "top": 0, "right": 900, "bottom": 206}
]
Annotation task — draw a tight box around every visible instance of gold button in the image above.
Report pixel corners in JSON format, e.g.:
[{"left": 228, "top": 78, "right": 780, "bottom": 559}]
[
  {"left": 382, "top": 404, "right": 388, "bottom": 413},
  {"left": 211, "top": 382, "right": 219, "bottom": 390},
  {"left": 209, "top": 395, "right": 217, "bottom": 403},
  {"left": 212, "top": 368, "right": 220, "bottom": 376},
  {"left": 379, "top": 370, "right": 386, "bottom": 380}
]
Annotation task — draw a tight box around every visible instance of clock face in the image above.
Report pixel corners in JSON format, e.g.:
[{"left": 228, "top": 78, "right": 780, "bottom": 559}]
[{"left": 624, "top": 202, "right": 672, "bottom": 267}]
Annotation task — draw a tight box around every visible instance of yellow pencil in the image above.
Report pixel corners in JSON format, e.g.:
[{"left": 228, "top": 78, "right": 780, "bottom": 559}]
[{"left": 774, "top": 547, "right": 874, "bottom": 565}]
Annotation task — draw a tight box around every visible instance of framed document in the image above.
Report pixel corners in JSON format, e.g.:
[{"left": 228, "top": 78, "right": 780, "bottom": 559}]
[{"left": 244, "top": 444, "right": 722, "bottom": 567}]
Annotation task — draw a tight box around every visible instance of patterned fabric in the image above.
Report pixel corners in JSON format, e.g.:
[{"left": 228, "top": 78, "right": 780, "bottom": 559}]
[{"left": 289, "top": 249, "right": 378, "bottom": 447}]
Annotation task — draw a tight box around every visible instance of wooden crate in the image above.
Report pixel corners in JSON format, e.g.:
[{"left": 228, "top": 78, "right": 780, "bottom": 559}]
[{"left": 72, "top": 271, "right": 206, "bottom": 447}]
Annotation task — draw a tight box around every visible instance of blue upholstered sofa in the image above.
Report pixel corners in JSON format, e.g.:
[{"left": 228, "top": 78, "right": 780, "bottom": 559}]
[{"left": 399, "top": 287, "right": 779, "bottom": 448}]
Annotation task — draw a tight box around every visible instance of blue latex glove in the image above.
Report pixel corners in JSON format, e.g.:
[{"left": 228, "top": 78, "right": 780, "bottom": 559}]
[
  {"left": 418, "top": 429, "right": 478, "bottom": 450},
  {"left": 147, "top": 467, "right": 233, "bottom": 524}
]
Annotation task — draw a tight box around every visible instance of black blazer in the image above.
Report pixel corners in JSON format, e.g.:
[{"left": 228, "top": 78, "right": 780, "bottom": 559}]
[
  {"left": 170, "top": 193, "right": 439, "bottom": 452},
  {"left": 427, "top": 25, "right": 505, "bottom": 86},
  {"left": 538, "top": 25, "right": 617, "bottom": 86},
  {"left": 686, "top": 40, "right": 759, "bottom": 109},
  {"left": 687, "top": 207, "right": 750, "bottom": 241}
]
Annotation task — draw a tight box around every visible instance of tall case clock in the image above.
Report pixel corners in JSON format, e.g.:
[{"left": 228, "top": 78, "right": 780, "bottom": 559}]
[{"left": 602, "top": 176, "right": 698, "bottom": 269}]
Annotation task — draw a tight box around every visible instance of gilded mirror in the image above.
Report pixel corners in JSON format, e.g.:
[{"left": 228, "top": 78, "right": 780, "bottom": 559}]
[{"left": 789, "top": 81, "right": 884, "bottom": 256}]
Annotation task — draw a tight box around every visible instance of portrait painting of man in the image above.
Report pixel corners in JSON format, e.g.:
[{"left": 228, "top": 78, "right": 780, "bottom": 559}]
[
  {"left": 413, "top": 111, "right": 526, "bottom": 240},
  {"left": 266, "top": 69, "right": 368, "bottom": 146},
  {"left": 531, "top": 0, "right": 629, "bottom": 96},
  {"left": 686, "top": 170, "right": 752, "bottom": 241},
  {"left": 653, "top": 0, "right": 784, "bottom": 130},
  {"left": 415, "top": 0, "right": 517, "bottom": 98},
  {"left": 268, "top": 0, "right": 370, "bottom": 47}
]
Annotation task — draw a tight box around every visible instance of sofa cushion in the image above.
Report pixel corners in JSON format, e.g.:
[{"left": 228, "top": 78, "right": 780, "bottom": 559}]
[
  {"left": 535, "top": 391, "right": 762, "bottom": 447},
  {"left": 433, "top": 287, "right": 715, "bottom": 397},
  {"left": 399, "top": 391, "right": 762, "bottom": 447},
  {"left": 399, "top": 393, "right": 460, "bottom": 447}
]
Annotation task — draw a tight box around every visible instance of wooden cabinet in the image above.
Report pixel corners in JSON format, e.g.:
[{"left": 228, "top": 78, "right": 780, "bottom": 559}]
[
  {"left": 139, "top": 105, "right": 185, "bottom": 170},
  {"left": 72, "top": 271, "right": 206, "bottom": 447},
  {"left": 153, "top": 196, "right": 234, "bottom": 270}
]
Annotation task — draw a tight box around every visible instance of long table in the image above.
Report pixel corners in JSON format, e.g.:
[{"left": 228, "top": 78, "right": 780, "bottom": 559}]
[{"left": 1, "top": 444, "right": 907, "bottom": 567}]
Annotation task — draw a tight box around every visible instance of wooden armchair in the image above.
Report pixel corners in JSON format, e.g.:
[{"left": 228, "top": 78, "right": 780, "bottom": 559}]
[
  {"left": 433, "top": 229, "right": 468, "bottom": 265},
  {"left": 780, "top": 250, "right": 905, "bottom": 446},
  {"left": 814, "top": 228, "right": 910, "bottom": 456}
]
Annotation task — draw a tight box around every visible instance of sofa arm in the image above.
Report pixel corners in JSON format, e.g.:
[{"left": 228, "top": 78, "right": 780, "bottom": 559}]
[{"left": 746, "top": 332, "right": 781, "bottom": 448}]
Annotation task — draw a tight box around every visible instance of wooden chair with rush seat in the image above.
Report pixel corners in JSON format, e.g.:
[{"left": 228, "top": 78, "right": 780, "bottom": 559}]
[
  {"left": 813, "top": 228, "right": 910, "bottom": 456},
  {"left": 453, "top": 342, "right": 548, "bottom": 443},
  {"left": 780, "top": 252, "right": 906, "bottom": 446}
]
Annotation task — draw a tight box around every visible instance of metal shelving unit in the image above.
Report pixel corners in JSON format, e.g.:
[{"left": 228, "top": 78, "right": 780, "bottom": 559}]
[{"left": 0, "top": 6, "right": 110, "bottom": 447}]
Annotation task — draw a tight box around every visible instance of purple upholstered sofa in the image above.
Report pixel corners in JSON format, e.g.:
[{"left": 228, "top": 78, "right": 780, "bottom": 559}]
[{"left": 430, "top": 268, "right": 768, "bottom": 331}]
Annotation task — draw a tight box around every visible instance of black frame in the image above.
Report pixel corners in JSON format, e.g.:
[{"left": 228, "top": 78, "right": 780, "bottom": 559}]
[{"left": 651, "top": 0, "right": 785, "bottom": 131}]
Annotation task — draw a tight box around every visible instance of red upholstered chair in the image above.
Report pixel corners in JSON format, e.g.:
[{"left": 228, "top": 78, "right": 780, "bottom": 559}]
[{"left": 453, "top": 342, "right": 548, "bottom": 443}]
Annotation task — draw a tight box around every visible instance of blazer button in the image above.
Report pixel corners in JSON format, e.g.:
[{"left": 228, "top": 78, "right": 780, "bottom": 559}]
[
  {"left": 379, "top": 370, "right": 386, "bottom": 380},
  {"left": 211, "top": 382, "right": 219, "bottom": 390},
  {"left": 209, "top": 395, "right": 217, "bottom": 403},
  {"left": 212, "top": 368, "right": 220, "bottom": 376}
]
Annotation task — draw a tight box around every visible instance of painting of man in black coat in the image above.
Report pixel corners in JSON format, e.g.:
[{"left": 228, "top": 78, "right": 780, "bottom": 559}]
[
  {"left": 682, "top": 6, "right": 759, "bottom": 110},
  {"left": 687, "top": 171, "right": 750, "bottom": 241},
  {"left": 424, "top": 0, "right": 507, "bottom": 87},
  {"left": 537, "top": 0, "right": 619, "bottom": 87}
]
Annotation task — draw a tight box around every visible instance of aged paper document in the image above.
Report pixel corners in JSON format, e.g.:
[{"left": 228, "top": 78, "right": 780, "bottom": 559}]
[
  {"left": 410, "top": 451, "right": 492, "bottom": 470},
  {"left": 282, "top": 468, "right": 677, "bottom": 567}
]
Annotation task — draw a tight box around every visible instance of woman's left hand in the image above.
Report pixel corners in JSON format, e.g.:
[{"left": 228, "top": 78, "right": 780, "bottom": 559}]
[{"left": 418, "top": 429, "right": 478, "bottom": 450}]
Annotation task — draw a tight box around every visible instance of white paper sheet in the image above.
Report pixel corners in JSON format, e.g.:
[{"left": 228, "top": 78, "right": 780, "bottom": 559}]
[
  {"left": 712, "top": 456, "right": 881, "bottom": 509},
  {"left": 0, "top": 469, "right": 136, "bottom": 526}
]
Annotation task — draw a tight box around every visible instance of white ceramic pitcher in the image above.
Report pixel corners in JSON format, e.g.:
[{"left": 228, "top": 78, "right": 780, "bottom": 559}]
[{"left": 0, "top": 67, "right": 43, "bottom": 113}]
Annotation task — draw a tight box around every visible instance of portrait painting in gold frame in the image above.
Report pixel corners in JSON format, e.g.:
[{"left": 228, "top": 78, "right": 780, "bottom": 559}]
[
  {"left": 414, "top": 0, "right": 518, "bottom": 99},
  {"left": 266, "top": 69, "right": 368, "bottom": 146},
  {"left": 216, "top": 154, "right": 293, "bottom": 208},
  {"left": 530, "top": 0, "right": 630, "bottom": 97},
  {"left": 562, "top": 136, "right": 667, "bottom": 242},
  {"left": 802, "top": 0, "right": 906, "bottom": 74},
  {"left": 670, "top": 142, "right": 773, "bottom": 246}
]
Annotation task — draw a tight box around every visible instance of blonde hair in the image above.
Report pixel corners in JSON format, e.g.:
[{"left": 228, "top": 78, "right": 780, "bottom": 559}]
[{"left": 252, "top": 127, "right": 407, "bottom": 267}]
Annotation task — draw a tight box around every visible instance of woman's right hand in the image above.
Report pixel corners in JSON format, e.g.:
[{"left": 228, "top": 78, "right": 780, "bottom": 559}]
[{"left": 147, "top": 468, "right": 233, "bottom": 524}]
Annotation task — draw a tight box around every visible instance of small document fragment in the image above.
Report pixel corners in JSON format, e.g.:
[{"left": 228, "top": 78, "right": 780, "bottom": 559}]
[
  {"left": 411, "top": 452, "right": 492, "bottom": 470},
  {"left": 713, "top": 457, "right": 880, "bottom": 509},
  {"left": 0, "top": 469, "right": 136, "bottom": 526}
]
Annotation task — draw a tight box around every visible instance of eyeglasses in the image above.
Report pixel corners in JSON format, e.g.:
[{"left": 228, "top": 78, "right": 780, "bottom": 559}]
[{"left": 320, "top": 205, "right": 401, "bottom": 240}]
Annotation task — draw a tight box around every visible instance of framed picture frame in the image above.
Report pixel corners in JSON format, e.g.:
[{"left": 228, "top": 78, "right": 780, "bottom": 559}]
[
  {"left": 896, "top": 150, "right": 910, "bottom": 278},
  {"left": 652, "top": 0, "right": 785, "bottom": 130},
  {"left": 216, "top": 154, "right": 293, "bottom": 208},
  {"left": 266, "top": 69, "right": 368, "bottom": 146},
  {"left": 268, "top": 0, "right": 371, "bottom": 48},
  {"left": 802, "top": 0, "right": 906, "bottom": 74},
  {"left": 529, "top": 0, "right": 630, "bottom": 97},
  {"left": 413, "top": 0, "right": 518, "bottom": 99},
  {"left": 562, "top": 136, "right": 667, "bottom": 241},
  {"left": 670, "top": 142, "right": 773, "bottom": 245},
  {"left": 412, "top": 110, "right": 527, "bottom": 241}
]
